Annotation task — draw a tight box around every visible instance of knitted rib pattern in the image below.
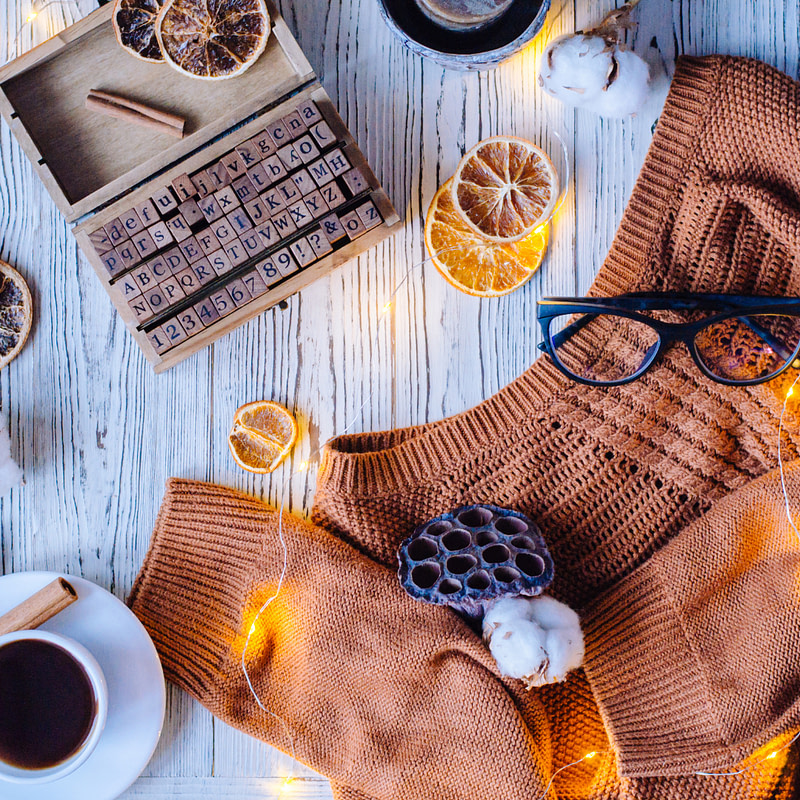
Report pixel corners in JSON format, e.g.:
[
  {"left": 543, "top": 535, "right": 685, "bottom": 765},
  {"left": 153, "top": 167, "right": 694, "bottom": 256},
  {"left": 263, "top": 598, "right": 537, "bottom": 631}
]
[{"left": 130, "top": 56, "right": 800, "bottom": 800}]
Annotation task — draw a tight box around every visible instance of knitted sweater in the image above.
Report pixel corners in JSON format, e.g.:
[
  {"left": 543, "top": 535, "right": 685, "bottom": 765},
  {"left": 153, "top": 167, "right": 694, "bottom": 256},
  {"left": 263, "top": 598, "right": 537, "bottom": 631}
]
[{"left": 130, "top": 55, "right": 800, "bottom": 800}]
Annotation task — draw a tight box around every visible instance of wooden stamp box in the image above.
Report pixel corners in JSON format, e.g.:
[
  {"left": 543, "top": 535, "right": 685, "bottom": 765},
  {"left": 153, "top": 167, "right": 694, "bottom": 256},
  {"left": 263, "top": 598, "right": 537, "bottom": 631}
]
[{"left": 0, "top": 3, "right": 401, "bottom": 371}]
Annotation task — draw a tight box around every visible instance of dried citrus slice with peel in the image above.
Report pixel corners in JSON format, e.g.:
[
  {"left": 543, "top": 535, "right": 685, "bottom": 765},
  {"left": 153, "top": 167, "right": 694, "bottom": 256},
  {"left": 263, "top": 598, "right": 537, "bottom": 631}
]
[
  {"left": 156, "top": 0, "right": 270, "bottom": 81},
  {"left": 0, "top": 261, "right": 32, "bottom": 370},
  {"left": 425, "top": 179, "right": 548, "bottom": 297},
  {"left": 229, "top": 401, "right": 297, "bottom": 474},
  {"left": 113, "top": 0, "right": 164, "bottom": 62},
  {"left": 452, "top": 136, "right": 558, "bottom": 243}
]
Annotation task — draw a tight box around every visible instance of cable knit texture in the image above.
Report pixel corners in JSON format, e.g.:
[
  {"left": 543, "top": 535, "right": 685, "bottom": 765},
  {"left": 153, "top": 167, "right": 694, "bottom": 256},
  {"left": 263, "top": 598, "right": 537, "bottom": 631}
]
[{"left": 130, "top": 55, "right": 800, "bottom": 800}]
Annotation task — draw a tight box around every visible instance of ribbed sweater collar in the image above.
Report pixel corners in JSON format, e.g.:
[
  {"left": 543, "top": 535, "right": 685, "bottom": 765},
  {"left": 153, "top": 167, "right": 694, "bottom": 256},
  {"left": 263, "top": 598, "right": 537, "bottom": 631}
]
[{"left": 318, "top": 56, "right": 725, "bottom": 498}]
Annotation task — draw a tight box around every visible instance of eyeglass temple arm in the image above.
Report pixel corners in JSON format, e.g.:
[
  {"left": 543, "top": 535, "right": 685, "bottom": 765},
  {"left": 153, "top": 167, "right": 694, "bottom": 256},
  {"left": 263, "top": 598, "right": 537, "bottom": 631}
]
[{"left": 737, "top": 317, "right": 794, "bottom": 361}]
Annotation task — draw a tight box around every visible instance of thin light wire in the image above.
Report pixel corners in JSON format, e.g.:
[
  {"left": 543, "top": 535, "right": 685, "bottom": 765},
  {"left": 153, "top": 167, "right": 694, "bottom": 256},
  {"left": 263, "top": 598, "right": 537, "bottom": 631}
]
[
  {"left": 550, "top": 128, "right": 570, "bottom": 217},
  {"left": 238, "top": 254, "right": 430, "bottom": 784},
  {"left": 777, "top": 371, "right": 800, "bottom": 544},
  {"left": 533, "top": 750, "right": 605, "bottom": 800},
  {"left": 7, "top": 0, "right": 83, "bottom": 62},
  {"left": 240, "top": 487, "right": 297, "bottom": 782},
  {"left": 692, "top": 370, "right": 800, "bottom": 776},
  {"left": 238, "top": 165, "right": 564, "bottom": 786},
  {"left": 695, "top": 730, "right": 800, "bottom": 777}
]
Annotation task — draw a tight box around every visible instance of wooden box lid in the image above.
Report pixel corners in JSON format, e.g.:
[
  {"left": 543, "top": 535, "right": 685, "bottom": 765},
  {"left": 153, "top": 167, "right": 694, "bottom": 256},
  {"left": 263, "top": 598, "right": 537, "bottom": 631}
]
[{"left": 0, "top": 2, "right": 314, "bottom": 223}]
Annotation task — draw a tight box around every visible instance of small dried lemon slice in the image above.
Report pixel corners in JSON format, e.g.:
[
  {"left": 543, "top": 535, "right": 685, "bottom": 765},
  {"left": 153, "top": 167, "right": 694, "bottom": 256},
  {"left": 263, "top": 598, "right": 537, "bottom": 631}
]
[
  {"left": 228, "top": 401, "right": 297, "bottom": 474},
  {"left": 452, "top": 135, "right": 559, "bottom": 243},
  {"left": 425, "top": 179, "right": 548, "bottom": 297},
  {"left": 0, "top": 261, "right": 32, "bottom": 370},
  {"left": 113, "top": 0, "right": 165, "bottom": 63},
  {"left": 156, "top": 0, "right": 270, "bottom": 81}
]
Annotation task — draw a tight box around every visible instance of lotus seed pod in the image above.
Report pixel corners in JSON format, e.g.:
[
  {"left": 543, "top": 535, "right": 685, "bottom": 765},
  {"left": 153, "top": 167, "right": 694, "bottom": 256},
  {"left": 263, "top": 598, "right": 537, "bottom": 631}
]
[{"left": 397, "top": 504, "right": 554, "bottom": 618}]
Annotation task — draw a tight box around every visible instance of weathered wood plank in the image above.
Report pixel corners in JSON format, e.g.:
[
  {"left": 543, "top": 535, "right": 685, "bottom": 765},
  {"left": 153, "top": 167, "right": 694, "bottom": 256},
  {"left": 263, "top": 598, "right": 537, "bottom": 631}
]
[{"left": 118, "top": 776, "right": 334, "bottom": 798}]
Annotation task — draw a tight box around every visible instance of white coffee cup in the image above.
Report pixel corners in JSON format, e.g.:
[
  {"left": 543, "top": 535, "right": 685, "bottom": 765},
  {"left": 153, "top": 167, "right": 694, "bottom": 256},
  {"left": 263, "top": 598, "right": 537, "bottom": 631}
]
[{"left": 0, "top": 630, "right": 108, "bottom": 784}]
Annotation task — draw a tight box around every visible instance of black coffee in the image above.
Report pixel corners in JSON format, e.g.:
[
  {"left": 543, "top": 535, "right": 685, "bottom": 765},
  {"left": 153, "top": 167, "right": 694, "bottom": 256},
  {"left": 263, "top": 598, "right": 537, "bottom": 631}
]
[{"left": 0, "top": 639, "right": 96, "bottom": 769}]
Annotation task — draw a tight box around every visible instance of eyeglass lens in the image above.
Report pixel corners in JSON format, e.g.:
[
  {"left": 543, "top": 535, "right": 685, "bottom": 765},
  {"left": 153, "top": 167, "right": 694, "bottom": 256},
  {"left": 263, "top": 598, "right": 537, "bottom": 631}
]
[
  {"left": 693, "top": 314, "right": 800, "bottom": 382},
  {"left": 547, "top": 313, "right": 660, "bottom": 384}
]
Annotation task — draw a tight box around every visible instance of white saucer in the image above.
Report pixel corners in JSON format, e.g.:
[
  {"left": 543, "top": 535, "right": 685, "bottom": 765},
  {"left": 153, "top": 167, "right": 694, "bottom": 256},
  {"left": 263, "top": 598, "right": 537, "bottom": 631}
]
[{"left": 0, "top": 571, "right": 166, "bottom": 800}]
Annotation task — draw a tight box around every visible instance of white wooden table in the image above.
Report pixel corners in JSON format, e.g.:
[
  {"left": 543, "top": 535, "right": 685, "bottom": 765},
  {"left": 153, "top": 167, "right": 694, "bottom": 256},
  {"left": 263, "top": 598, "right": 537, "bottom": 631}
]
[{"left": 0, "top": 0, "right": 798, "bottom": 796}]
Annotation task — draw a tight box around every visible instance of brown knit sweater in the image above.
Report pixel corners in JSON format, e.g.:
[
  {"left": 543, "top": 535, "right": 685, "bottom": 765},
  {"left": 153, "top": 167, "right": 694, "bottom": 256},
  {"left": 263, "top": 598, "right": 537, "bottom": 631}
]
[{"left": 130, "top": 55, "right": 800, "bottom": 800}]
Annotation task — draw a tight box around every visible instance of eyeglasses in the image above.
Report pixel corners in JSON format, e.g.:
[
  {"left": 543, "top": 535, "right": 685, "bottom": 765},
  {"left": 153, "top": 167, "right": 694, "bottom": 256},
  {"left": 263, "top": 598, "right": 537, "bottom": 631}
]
[{"left": 536, "top": 293, "right": 800, "bottom": 387}]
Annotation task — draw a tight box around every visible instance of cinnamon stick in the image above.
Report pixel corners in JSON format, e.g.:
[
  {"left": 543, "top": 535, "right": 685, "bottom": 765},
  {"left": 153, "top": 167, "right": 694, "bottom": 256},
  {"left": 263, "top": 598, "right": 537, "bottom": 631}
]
[
  {"left": 0, "top": 578, "right": 78, "bottom": 636},
  {"left": 88, "top": 89, "right": 186, "bottom": 130},
  {"left": 85, "top": 90, "right": 186, "bottom": 139}
]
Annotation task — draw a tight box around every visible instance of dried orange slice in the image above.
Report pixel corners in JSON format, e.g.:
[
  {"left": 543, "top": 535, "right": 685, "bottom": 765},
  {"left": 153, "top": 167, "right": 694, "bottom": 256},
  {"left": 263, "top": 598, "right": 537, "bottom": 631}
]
[
  {"left": 425, "top": 179, "right": 548, "bottom": 297},
  {"left": 156, "top": 0, "right": 270, "bottom": 81},
  {"left": 0, "top": 261, "right": 32, "bottom": 370},
  {"left": 228, "top": 401, "right": 297, "bottom": 474},
  {"left": 113, "top": 0, "right": 164, "bottom": 63},
  {"left": 452, "top": 136, "right": 558, "bottom": 243}
]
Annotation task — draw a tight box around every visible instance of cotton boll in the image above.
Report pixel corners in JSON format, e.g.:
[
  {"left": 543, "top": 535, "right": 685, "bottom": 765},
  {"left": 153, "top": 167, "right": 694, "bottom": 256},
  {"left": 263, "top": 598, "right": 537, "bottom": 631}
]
[
  {"left": 484, "top": 595, "right": 535, "bottom": 625},
  {"left": 543, "top": 627, "right": 585, "bottom": 683},
  {"left": 525, "top": 594, "right": 581, "bottom": 631},
  {"left": 539, "top": 33, "right": 650, "bottom": 118},
  {"left": 0, "top": 421, "right": 22, "bottom": 495},
  {"left": 540, "top": 35, "right": 614, "bottom": 101},
  {"left": 482, "top": 595, "right": 584, "bottom": 688},
  {"left": 484, "top": 616, "right": 549, "bottom": 685}
]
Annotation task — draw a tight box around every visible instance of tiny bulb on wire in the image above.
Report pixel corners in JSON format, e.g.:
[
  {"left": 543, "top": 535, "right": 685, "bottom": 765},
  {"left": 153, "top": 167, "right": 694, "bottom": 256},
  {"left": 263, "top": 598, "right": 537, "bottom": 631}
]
[
  {"left": 26, "top": 11, "right": 37, "bottom": 21},
  {"left": 788, "top": 386, "right": 795, "bottom": 400},
  {"left": 249, "top": 623, "right": 256, "bottom": 635},
  {"left": 382, "top": 302, "right": 392, "bottom": 313},
  {"left": 281, "top": 777, "right": 295, "bottom": 791},
  {"left": 298, "top": 461, "right": 309, "bottom": 471},
  {"left": 585, "top": 751, "right": 597, "bottom": 759},
  {"left": 767, "top": 751, "right": 778, "bottom": 760}
]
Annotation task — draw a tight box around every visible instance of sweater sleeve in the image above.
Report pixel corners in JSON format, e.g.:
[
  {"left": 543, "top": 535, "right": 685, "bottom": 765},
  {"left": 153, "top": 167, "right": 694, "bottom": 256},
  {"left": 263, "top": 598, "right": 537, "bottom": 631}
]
[
  {"left": 582, "top": 462, "right": 800, "bottom": 777},
  {"left": 127, "top": 478, "right": 553, "bottom": 800}
]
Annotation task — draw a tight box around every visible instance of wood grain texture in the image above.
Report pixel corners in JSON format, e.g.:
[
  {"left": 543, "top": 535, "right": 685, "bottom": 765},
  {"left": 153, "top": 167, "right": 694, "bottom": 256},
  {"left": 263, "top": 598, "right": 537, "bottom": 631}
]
[{"left": 1, "top": 0, "right": 798, "bottom": 797}]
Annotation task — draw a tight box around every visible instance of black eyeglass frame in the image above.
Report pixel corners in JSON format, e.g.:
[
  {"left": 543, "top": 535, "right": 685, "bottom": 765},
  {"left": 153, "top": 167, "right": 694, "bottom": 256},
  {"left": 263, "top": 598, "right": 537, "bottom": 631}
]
[{"left": 536, "top": 292, "right": 800, "bottom": 387}]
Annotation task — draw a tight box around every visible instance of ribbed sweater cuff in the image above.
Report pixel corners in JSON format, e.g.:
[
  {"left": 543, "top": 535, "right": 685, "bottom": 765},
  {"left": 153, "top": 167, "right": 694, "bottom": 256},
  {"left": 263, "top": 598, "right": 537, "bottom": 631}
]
[
  {"left": 582, "top": 562, "right": 732, "bottom": 777},
  {"left": 583, "top": 462, "right": 800, "bottom": 777},
  {"left": 128, "top": 478, "right": 275, "bottom": 698}
]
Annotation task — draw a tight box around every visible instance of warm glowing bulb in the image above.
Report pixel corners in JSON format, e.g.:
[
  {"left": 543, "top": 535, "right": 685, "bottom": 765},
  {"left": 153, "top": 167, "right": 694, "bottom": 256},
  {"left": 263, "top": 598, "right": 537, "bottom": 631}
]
[
  {"left": 788, "top": 386, "right": 795, "bottom": 400},
  {"left": 25, "top": 11, "right": 37, "bottom": 21},
  {"left": 282, "top": 777, "right": 295, "bottom": 791},
  {"left": 382, "top": 302, "right": 392, "bottom": 313},
  {"left": 585, "top": 751, "right": 597, "bottom": 759},
  {"left": 249, "top": 623, "right": 256, "bottom": 635},
  {"left": 767, "top": 751, "right": 778, "bottom": 760},
  {"left": 298, "top": 461, "right": 309, "bottom": 471}
]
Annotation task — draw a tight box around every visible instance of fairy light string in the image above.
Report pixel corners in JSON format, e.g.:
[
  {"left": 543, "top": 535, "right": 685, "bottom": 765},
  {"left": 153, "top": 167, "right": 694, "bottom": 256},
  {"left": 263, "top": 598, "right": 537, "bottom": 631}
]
[
  {"left": 533, "top": 750, "right": 604, "bottom": 800},
  {"left": 695, "top": 729, "right": 800, "bottom": 777},
  {"left": 7, "top": 11, "right": 795, "bottom": 787},
  {"left": 239, "top": 127, "right": 572, "bottom": 783},
  {"left": 239, "top": 158, "right": 800, "bottom": 797},
  {"left": 777, "top": 372, "right": 800, "bottom": 545},
  {"left": 6, "top": 0, "right": 84, "bottom": 63},
  {"left": 239, "top": 253, "right": 426, "bottom": 790}
]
